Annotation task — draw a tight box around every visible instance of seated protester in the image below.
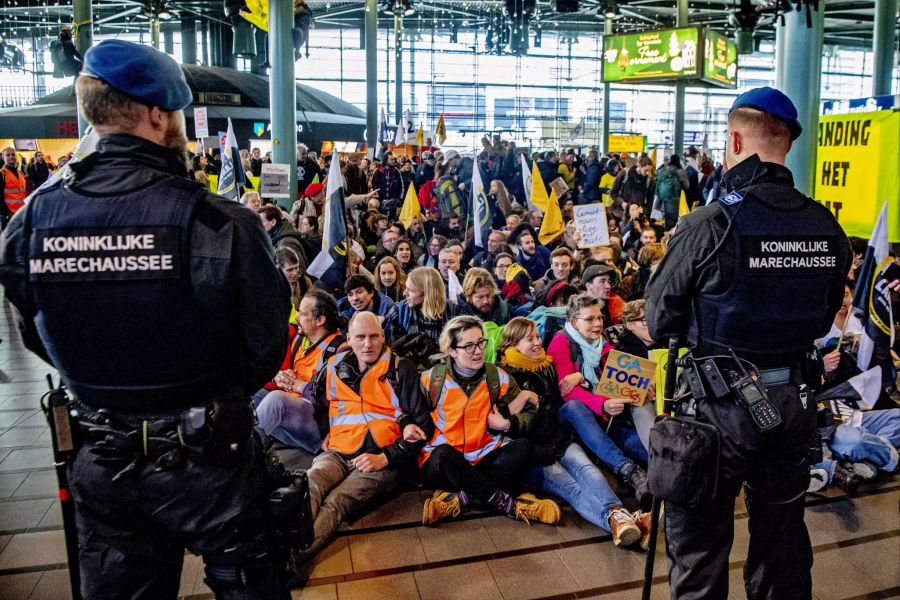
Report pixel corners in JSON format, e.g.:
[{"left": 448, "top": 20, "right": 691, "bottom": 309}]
[
  {"left": 460, "top": 268, "right": 512, "bottom": 326},
  {"left": 472, "top": 230, "right": 507, "bottom": 269},
  {"left": 529, "top": 281, "right": 580, "bottom": 347},
  {"left": 297, "top": 215, "right": 323, "bottom": 267},
  {"left": 255, "top": 290, "right": 345, "bottom": 453},
  {"left": 374, "top": 256, "right": 406, "bottom": 303},
  {"left": 513, "top": 226, "right": 551, "bottom": 284},
  {"left": 363, "top": 212, "right": 389, "bottom": 251},
  {"left": 816, "top": 285, "right": 865, "bottom": 388},
  {"left": 492, "top": 252, "right": 514, "bottom": 288},
  {"left": 446, "top": 239, "right": 469, "bottom": 271},
  {"left": 258, "top": 205, "right": 308, "bottom": 269},
  {"left": 406, "top": 214, "right": 428, "bottom": 255},
  {"left": 366, "top": 228, "right": 401, "bottom": 273},
  {"left": 536, "top": 247, "right": 580, "bottom": 300},
  {"left": 634, "top": 243, "right": 665, "bottom": 299},
  {"left": 275, "top": 247, "right": 312, "bottom": 321},
  {"left": 627, "top": 226, "right": 658, "bottom": 263},
  {"left": 604, "top": 300, "right": 659, "bottom": 452},
  {"left": 547, "top": 293, "right": 650, "bottom": 507},
  {"left": 435, "top": 214, "right": 463, "bottom": 240},
  {"left": 420, "top": 235, "right": 448, "bottom": 269},
  {"left": 337, "top": 274, "right": 397, "bottom": 337},
  {"left": 499, "top": 318, "right": 651, "bottom": 547},
  {"left": 501, "top": 262, "right": 534, "bottom": 309},
  {"left": 390, "top": 267, "right": 459, "bottom": 364},
  {"left": 394, "top": 239, "right": 418, "bottom": 274},
  {"left": 419, "top": 316, "right": 561, "bottom": 526},
  {"left": 582, "top": 264, "right": 625, "bottom": 326},
  {"left": 437, "top": 247, "right": 462, "bottom": 286},
  {"left": 294, "top": 313, "right": 434, "bottom": 562}
]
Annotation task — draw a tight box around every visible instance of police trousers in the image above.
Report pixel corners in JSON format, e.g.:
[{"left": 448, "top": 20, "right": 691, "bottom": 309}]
[
  {"left": 665, "top": 382, "right": 817, "bottom": 600},
  {"left": 69, "top": 431, "right": 287, "bottom": 600}
]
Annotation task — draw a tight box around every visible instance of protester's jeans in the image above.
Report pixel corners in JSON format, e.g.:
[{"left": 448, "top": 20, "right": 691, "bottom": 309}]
[
  {"left": 522, "top": 442, "right": 621, "bottom": 531},
  {"left": 255, "top": 390, "right": 323, "bottom": 454},
  {"left": 558, "top": 400, "right": 648, "bottom": 475},
  {"left": 830, "top": 408, "right": 900, "bottom": 471}
]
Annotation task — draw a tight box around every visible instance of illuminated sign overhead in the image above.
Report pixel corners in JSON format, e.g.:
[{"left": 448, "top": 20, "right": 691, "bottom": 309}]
[{"left": 703, "top": 29, "right": 738, "bottom": 88}]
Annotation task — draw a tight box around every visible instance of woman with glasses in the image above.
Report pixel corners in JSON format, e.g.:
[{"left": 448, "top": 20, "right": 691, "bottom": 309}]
[
  {"left": 419, "top": 234, "right": 448, "bottom": 269},
  {"left": 419, "top": 316, "right": 562, "bottom": 527},
  {"left": 547, "top": 293, "right": 651, "bottom": 508},
  {"left": 492, "top": 252, "right": 514, "bottom": 288},
  {"left": 498, "top": 317, "right": 652, "bottom": 547}
]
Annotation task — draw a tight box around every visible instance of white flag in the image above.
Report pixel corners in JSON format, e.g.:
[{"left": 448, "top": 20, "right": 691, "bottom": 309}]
[
  {"left": 217, "top": 118, "right": 240, "bottom": 201},
  {"left": 307, "top": 154, "right": 347, "bottom": 281},
  {"left": 569, "top": 117, "right": 586, "bottom": 141},
  {"left": 394, "top": 109, "right": 413, "bottom": 145},
  {"left": 447, "top": 269, "right": 463, "bottom": 305},
  {"left": 471, "top": 160, "right": 490, "bottom": 249},
  {"left": 854, "top": 202, "right": 894, "bottom": 371},
  {"left": 520, "top": 155, "right": 534, "bottom": 211}
]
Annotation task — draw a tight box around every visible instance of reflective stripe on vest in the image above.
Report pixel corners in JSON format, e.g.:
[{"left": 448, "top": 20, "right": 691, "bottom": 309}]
[
  {"left": 419, "top": 366, "right": 510, "bottom": 466},
  {"left": 326, "top": 349, "right": 402, "bottom": 455},
  {"left": 3, "top": 167, "right": 26, "bottom": 213},
  {"left": 293, "top": 332, "right": 344, "bottom": 385}
]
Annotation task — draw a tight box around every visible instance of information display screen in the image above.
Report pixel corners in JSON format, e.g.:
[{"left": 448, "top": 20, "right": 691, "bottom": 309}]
[
  {"left": 703, "top": 29, "right": 738, "bottom": 88},
  {"left": 602, "top": 27, "right": 701, "bottom": 83}
]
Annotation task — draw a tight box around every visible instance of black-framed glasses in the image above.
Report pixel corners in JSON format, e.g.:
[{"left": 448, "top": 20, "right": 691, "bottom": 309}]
[{"left": 454, "top": 339, "right": 487, "bottom": 354}]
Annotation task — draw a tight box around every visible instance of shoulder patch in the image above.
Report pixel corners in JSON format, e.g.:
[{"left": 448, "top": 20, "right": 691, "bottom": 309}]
[{"left": 720, "top": 191, "right": 743, "bottom": 206}]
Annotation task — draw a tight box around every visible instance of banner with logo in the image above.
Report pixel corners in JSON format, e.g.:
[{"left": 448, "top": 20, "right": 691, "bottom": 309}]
[{"left": 814, "top": 110, "right": 899, "bottom": 242}]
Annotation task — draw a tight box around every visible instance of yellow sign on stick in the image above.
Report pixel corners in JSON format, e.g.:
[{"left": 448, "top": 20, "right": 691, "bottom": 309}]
[{"left": 814, "top": 110, "right": 899, "bottom": 243}]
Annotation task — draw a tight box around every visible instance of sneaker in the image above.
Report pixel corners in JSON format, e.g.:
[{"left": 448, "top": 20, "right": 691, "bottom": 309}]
[
  {"left": 832, "top": 464, "right": 862, "bottom": 496},
  {"left": 632, "top": 507, "right": 662, "bottom": 551},
  {"left": 513, "top": 493, "right": 561, "bottom": 525},
  {"left": 807, "top": 468, "right": 829, "bottom": 493},
  {"left": 422, "top": 490, "right": 462, "bottom": 526},
  {"left": 619, "top": 462, "right": 652, "bottom": 509},
  {"left": 847, "top": 460, "right": 879, "bottom": 481},
  {"left": 608, "top": 507, "right": 641, "bottom": 546}
]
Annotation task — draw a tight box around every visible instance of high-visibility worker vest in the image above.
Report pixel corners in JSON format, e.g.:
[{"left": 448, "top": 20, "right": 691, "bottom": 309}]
[
  {"left": 3, "top": 166, "right": 26, "bottom": 214},
  {"left": 419, "top": 363, "right": 510, "bottom": 466},
  {"left": 289, "top": 332, "right": 345, "bottom": 388},
  {"left": 326, "top": 348, "right": 403, "bottom": 455}
]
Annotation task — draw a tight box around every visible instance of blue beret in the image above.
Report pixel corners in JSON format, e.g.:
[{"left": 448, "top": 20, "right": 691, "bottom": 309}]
[
  {"left": 729, "top": 86, "right": 802, "bottom": 140},
  {"left": 83, "top": 40, "right": 192, "bottom": 111}
]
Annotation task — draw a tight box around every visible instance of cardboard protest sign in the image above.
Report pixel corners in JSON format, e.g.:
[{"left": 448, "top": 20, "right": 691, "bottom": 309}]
[
  {"left": 596, "top": 349, "right": 657, "bottom": 406},
  {"left": 573, "top": 202, "right": 610, "bottom": 248},
  {"left": 259, "top": 163, "right": 291, "bottom": 198}
]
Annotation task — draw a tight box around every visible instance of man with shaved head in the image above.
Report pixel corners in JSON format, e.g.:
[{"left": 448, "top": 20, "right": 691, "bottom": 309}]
[{"left": 292, "top": 311, "right": 433, "bottom": 571}]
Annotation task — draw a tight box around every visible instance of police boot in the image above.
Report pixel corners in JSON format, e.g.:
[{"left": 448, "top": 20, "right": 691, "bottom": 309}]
[
  {"left": 619, "top": 461, "right": 651, "bottom": 510},
  {"left": 832, "top": 464, "right": 862, "bottom": 497}
]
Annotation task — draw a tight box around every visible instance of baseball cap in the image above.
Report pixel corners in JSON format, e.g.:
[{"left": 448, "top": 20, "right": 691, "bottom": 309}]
[{"left": 444, "top": 150, "right": 460, "bottom": 161}]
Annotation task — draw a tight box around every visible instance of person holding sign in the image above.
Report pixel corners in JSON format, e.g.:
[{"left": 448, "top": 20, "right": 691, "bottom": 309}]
[{"left": 547, "top": 293, "right": 651, "bottom": 508}]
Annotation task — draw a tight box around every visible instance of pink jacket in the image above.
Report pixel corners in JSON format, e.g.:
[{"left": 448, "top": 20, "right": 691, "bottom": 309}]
[{"left": 546, "top": 330, "right": 612, "bottom": 418}]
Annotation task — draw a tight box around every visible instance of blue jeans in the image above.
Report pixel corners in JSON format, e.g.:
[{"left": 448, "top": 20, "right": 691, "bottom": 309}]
[
  {"left": 254, "top": 390, "right": 323, "bottom": 454},
  {"left": 523, "top": 443, "right": 621, "bottom": 531},
  {"left": 830, "top": 408, "right": 900, "bottom": 471},
  {"left": 558, "top": 400, "right": 648, "bottom": 474}
]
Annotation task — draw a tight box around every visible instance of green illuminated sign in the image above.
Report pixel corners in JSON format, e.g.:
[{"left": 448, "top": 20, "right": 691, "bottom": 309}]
[
  {"left": 703, "top": 29, "right": 738, "bottom": 88},
  {"left": 602, "top": 26, "right": 738, "bottom": 89}
]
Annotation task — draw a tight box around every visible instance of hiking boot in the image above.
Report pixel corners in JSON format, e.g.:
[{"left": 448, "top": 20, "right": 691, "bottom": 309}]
[
  {"left": 512, "top": 493, "right": 561, "bottom": 525},
  {"left": 619, "top": 461, "right": 652, "bottom": 509},
  {"left": 807, "top": 468, "right": 829, "bottom": 493},
  {"left": 632, "top": 506, "right": 662, "bottom": 551},
  {"left": 608, "top": 507, "right": 640, "bottom": 546},
  {"left": 422, "top": 490, "right": 463, "bottom": 526},
  {"left": 832, "top": 464, "right": 862, "bottom": 496}
]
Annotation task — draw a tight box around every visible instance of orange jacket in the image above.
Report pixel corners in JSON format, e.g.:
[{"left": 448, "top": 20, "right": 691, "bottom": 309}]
[
  {"left": 419, "top": 365, "right": 510, "bottom": 466},
  {"left": 3, "top": 166, "right": 26, "bottom": 214},
  {"left": 326, "top": 348, "right": 403, "bottom": 455}
]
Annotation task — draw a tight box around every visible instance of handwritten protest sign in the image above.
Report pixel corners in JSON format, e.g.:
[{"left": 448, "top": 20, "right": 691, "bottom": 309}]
[
  {"left": 573, "top": 202, "right": 610, "bottom": 248},
  {"left": 596, "top": 349, "right": 656, "bottom": 406},
  {"left": 260, "top": 163, "right": 291, "bottom": 198}
]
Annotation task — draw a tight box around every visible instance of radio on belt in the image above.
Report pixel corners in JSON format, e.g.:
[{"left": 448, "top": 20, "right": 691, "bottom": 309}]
[{"left": 728, "top": 349, "right": 782, "bottom": 431}]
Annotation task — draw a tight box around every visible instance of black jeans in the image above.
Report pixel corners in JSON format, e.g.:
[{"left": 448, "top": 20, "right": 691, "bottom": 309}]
[
  {"left": 665, "top": 382, "right": 816, "bottom": 600},
  {"left": 69, "top": 432, "right": 288, "bottom": 600},
  {"left": 420, "top": 438, "right": 532, "bottom": 504}
]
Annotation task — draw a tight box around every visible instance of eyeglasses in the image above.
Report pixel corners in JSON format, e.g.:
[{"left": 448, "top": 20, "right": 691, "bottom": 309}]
[
  {"left": 454, "top": 339, "right": 487, "bottom": 354},
  {"left": 577, "top": 316, "right": 604, "bottom": 324},
  {"left": 495, "top": 263, "right": 511, "bottom": 270}
]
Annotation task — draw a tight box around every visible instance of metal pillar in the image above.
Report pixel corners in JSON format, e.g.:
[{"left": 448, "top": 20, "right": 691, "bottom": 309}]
[
  {"left": 150, "top": 17, "right": 161, "bottom": 49},
  {"left": 269, "top": 0, "right": 298, "bottom": 207},
  {"left": 872, "top": 0, "right": 896, "bottom": 96},
  {"left": 365, "top": 0, "right": 378, "bottom": 159},
  {"left": 673, "top": 0, "right": 688, "bottom": 157},
  {"left": 775, "top": 2, "right": 824, "bottom": 196},
  {"left": 163, "top": 27, "right": 174, "bottom": 54},
  {"left": 394, "top": 13, "right": 403, "bottom": 124},
  {"left": 200, "top": 20, "right": 209, "bottom": 65},
  {"left": 182, "top": 17, "right": 197, "bottom": 64},
  {"left": 73, "top": 0, "right": 93, "bottom": 135},
  {"left": 601, "top": 17, "right": 611, "bottom": 154}
]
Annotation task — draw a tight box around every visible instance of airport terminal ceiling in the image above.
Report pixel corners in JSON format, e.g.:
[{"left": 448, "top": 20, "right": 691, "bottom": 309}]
[{"left": 0, "top": 0, "right": 887, "bottom": 49}]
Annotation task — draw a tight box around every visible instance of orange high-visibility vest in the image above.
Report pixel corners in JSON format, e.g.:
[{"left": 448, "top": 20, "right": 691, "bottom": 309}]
[
  {"left": 419, "top": 366, "right": 510, "bottom": 466},
  {"left": 291, "top": 332, "right": 345, "bottom": 385},
  {"left": 3, "top": 166, "right": 26, "bottom": 214},
  {"left": 326, "top": 349, "right": 403, "bottom": 455}
]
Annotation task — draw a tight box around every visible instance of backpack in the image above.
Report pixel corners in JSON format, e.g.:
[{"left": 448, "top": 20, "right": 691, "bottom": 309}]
[
  {"left": 655, "top": 167, "right": 681, "bottom": 201},
  {"left": 427, "top": 362, "right": 501, "bottom": 409},
  {"left": 436, "top": 177, "right": 465, "bottom": 220}
]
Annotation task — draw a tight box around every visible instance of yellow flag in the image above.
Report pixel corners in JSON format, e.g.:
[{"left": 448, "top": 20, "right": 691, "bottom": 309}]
[
  {"left": 539, "top": 189, "right": 564, "bottom": 245},
  {"left": 679, "top": 190, "right": 691, "bottom": 216},
  {"left": 416, "top": 122, "right": 424, "bottom": 146},
  {"left": 530, "top": 161, "right": 551, "bottom": 214},
  {"left": 650, "top": 146, "right": 658, "bottom": 166},
  {"left": 436, "top": 115, "right": 447, "bottom": 145},
  {"left": 399, "top": 181, "right": 420, "bottom": 228},
  {"left": 240, "top": 0, "right": 269, "bottom": 31}
]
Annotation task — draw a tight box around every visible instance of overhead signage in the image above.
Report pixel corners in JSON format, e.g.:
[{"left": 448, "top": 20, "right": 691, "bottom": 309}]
[
  {"left": 814, "top": 110, "right": 899, "bottom": 242},
  {"left": 198, "top": 92, "right": 241, "bottom": 106},
  {"left": 822, "top": 95, "right": 898, "bottom": 115},
  {"left": 608, "top": 134, "right": 646, "bottom": 153},
  {"left": 703, "top": 29, "right": 738, "bottom": 88},
  {"left": 193, "top": 107, "right": 209, "bottom": 138},
  {"left": 602, "top": 26, "right": 738, "bottom": 89}
]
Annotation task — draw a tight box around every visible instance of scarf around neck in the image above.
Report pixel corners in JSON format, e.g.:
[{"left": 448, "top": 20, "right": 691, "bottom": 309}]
[
  {"left": 502, "top": 347, "right": 554, "bottom": 372},
  {"left": 563, "top": 321, "right": 604, "bottom": 386}
]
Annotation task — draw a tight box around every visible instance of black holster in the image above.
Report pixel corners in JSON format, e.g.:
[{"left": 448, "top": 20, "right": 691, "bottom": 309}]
[
  {"left": 267, "top": 459, "right": 314, "bottom": 551},
  {"left": 648, "top": 416, "right": 721, "bottom": 508}
]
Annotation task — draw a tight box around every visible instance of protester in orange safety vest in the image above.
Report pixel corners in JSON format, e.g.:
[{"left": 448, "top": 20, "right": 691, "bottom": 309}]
[
  {"left": 418, "top": 315, "right": 562, "bottom": 527},
  {"left": 254, "top": 289, "right": 346, "bottom": 453},
  {"left": 290, "top": 312, "right": 433, "bottom": 572},
  {"left": 1, "top": 147, "right": 27, "bottom": 224}
]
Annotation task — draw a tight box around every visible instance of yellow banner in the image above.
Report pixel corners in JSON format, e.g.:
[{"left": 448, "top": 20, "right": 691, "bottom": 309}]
[
  {"left": 814, "top": 110, "right": 899, "bottom": 242},
  {"left": 608, "top": 134, "right": 646, "bottom": 154}
]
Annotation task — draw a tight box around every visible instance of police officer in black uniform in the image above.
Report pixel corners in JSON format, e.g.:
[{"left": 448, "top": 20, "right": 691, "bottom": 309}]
[
  {"left": 645, "top": 87, "right": 852, "bottom": 599},
  {"left": 0, "top": 40, "right": 292, "bottom": 599}
]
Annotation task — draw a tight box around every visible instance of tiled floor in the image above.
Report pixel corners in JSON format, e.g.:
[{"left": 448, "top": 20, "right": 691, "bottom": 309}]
[{"left": 1, "top": 299, "right": 899, "bottom": 600}]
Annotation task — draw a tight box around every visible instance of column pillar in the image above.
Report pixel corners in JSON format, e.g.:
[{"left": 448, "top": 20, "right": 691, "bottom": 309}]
[
  {"left": 673, "top": 0, "right": 688, "bottom": 157},
  {"left": 601, "top": 17, "right": 611, "bottom": 154},
  {"left": 150, "top": 17, "right": 161, "bottom": 49},
  {"left": 181, "top": 16, "right": 197, "bottom": 64},
  {"left": 200, "top": 20, "right": 209, "bottom": 65},
  {"left": 365, "top": 0, "right": 378, "bottom": 158},
  {"left": 872, "top": 0, "right": 896, "bottom": 96},
  {"left": 270, "top": 0, "right": 298, "bottom": 207},
  {"left": 73, "top": 0, "right": 93, "bottom": 136},
  {"left": 775, "top": 2, "right": 824, "bottom": 196},
  {"left": 394, "top": 13, "right": 403, "bottom": 123}
]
